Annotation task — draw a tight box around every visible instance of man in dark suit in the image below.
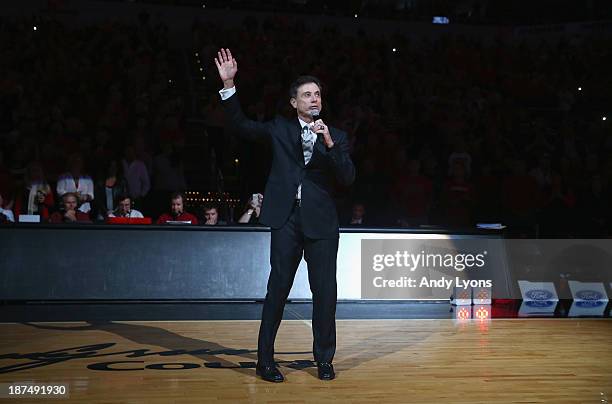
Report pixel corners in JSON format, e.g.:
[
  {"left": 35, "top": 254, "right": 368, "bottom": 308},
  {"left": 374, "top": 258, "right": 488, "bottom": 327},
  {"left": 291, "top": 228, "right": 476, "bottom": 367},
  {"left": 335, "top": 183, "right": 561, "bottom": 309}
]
[{"left": 214, "top": 48, "right": 355, "bottom": 382}]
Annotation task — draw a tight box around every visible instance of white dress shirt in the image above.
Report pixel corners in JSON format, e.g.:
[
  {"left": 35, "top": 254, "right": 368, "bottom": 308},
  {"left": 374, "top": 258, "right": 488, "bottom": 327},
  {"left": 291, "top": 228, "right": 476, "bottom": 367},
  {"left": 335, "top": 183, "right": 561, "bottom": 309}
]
[
  {"left": 108, "top": 209, "right": 144, "bottom": 218},
  {"left": 0, "top": 207, "right": 14, "bottom": 222},
  {"left": 56, "top": 174, "right": 94, "bottom": 213}
]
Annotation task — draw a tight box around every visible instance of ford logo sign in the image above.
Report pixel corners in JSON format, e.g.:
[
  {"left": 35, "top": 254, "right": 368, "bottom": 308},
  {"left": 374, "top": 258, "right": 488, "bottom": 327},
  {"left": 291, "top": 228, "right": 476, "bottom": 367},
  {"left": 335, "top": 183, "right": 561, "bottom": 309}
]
[{"left": 525, "top": 289, "right": 554, "bottom": 301}]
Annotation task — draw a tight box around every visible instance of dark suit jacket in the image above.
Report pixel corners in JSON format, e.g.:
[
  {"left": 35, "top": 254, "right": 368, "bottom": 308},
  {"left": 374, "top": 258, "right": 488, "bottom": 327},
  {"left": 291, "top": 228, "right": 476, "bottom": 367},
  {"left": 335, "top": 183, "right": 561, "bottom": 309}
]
[{"left": 223, "top": 93, "right": 355, "bottom": 238}]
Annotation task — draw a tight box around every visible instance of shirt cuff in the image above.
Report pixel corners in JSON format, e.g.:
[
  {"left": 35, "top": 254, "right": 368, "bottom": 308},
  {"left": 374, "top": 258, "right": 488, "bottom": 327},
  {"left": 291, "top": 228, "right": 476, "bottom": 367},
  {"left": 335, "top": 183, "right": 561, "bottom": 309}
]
[{"left": 219, "top": 86, "right": 236, "bottom": 100}]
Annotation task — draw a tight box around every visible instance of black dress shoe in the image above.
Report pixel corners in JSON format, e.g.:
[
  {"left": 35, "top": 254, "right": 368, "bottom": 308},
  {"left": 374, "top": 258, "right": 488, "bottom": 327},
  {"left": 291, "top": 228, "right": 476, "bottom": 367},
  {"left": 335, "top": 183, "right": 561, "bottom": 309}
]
[
  {"left": 317, "top": 362, "right": 335, "bottom": 380},
  {"left": 256, "top": 365, "right": 284, "bottom": 383}
]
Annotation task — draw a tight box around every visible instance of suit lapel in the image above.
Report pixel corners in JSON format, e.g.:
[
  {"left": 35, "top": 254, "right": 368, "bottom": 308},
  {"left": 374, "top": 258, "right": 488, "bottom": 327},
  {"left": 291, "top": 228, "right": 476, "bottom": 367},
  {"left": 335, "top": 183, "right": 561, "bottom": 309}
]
[{"left": 293, "top": 119, "right": 305, "bottom": 167}]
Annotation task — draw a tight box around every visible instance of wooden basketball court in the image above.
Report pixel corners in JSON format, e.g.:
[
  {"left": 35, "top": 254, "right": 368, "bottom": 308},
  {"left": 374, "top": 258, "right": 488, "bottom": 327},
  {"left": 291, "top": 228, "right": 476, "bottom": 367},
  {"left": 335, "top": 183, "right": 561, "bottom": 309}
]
[{"left": 1, "top": 318, "right": 611, "bottom": 403}]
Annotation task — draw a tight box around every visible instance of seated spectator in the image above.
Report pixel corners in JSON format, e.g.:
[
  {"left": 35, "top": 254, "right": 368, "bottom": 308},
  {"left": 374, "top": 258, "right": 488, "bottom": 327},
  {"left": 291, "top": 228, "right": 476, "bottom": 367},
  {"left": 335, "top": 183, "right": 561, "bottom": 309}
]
[
  {"left": 108, "top": 194, "right": 144, "bottom": 218},
  {"left": 13, "top": 162, "right": 55, "bottom": 221},
  {"left": 0, "top": 193, "right": 15, "bottom": 223},
  {"left": 237, "top": 193, "right": 263, "bottom": 224},
  {"left": 442, "top": 160, "right": 473, "bottom": 226},
  {"left": 157, "top": 192, "right": 198, "bottom": 224},
  {"left": 393, "top": 159, "right": 432, "bottom": 226},
  {"left": 201, "top": 203, "right": 225, "bottom": 225},
  {"left": 0, "top": 150, "right": 14, "bottom": 209},
  {"left": 501, "top": 159, "right": 540, "bottom": 229},
  {"left": 56, "top": 154, "right": 94, "bottom": 213},
  {"left": 346, "top": 201, "right": 366, "bottom": 225},
  {"left": 49, "top": 192, "right": 92, "bottom": 223},
  {"left": 122, "top": 145, "right": 150, "bottom": 210},
  {"left": 93, "top": 159, "right": 127, "bottom": 221}
]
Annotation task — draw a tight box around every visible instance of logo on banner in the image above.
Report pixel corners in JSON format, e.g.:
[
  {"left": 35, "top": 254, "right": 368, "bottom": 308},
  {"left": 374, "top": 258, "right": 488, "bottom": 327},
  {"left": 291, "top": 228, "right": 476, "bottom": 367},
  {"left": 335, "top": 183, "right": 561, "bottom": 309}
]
[
  {"left": 524, "top": 300, "right": 555, "bottom": 308},
  {"left": 575, "top": 290, "right": 606, "bottom": 307},
  {"left": 576, "top": 290, "right": 604, "bottom": 300},
  {"left": 525, "top": 289, "right": 554, "bottom": 301}
]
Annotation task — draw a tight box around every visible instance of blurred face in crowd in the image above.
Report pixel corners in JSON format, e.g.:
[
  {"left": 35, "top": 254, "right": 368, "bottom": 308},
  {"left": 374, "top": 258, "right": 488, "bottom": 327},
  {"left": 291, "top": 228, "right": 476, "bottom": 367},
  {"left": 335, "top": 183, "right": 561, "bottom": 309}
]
[
  {"left": 352, "top": 203, "right": 365, "bottom": 220},
  {"left": 118, "top": 198, "right": 131, "bottom": 215},
  {"left": 451, "top": 161, "right": 466, "bottom": 181},
  {"left": 62, "top": 194, "right": 78, "bottom": 211},
  {"left": 171, "top": 197, "right": 183, "bottom": 216},
  {"left": 204, "top": 208, "right": 218, "bottom": 225},
  {"left": 290, "top": 82, "right": 322, "bottom": 123}
]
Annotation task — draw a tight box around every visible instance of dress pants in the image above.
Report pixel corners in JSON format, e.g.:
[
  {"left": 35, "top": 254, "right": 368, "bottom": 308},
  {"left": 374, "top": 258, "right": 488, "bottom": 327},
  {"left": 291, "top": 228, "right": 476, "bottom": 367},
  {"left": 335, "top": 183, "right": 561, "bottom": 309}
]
[{"left": 257, "top": 202, "right": 339, "bottom": 366}]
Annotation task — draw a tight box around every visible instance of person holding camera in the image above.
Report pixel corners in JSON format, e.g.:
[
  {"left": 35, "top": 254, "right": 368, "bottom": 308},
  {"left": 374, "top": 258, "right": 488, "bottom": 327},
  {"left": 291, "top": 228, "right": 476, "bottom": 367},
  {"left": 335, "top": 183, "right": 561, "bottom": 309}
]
[
  {"left": 0, "top": 193, "right": 15, "bottom": 223},
  {"left": 238, "top": 193, "right": 263, "bottom": 224}
]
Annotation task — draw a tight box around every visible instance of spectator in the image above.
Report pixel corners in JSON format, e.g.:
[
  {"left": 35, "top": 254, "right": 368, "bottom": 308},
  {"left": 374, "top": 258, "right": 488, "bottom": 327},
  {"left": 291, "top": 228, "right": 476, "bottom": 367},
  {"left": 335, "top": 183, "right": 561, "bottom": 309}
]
[
  {"left": 393, "top": 159, "right": 432, "bottom": 226},
  {"left": 201, "top": 203, "right": 225, "bottom": 225},
  {"left": 93, "top": 159, "right": 128, "bottom": 221},
  {"left": 443, "top": 160, "right": 473, "bottom": 226},
  {"left": 56, "top": 154, "right": 94, "bottom": 214},
  {"left": 49, "top": 192, "right": 91, "bottom": 223},
  {"left": 0, "top": 193, "right": 15, "bottom": 223},
  {"left": 13, "top": 162, "right": 55, "bottom": 221},
  {"left": 122, "top": 145, "right": 150, "bottom": 210},
  {"left": 0, "top": 150, "right": 14, "bottom": 208},
  {"left": 237, "top": 193, "right": 263, "bottom": 224},
  {"left": 156, "top": 192, "right": 199, "bottom": 224},
  {"left": 108, "top": 194, "right": 144, "bottom": 218},
  {"left": 501, "top": 159, "right": 540, "bottom": 234},
  {"left": 529, "top": 153, "right": 554, "bottom": 192},
  {"left": 150, "top": 143, "right": 187, "bottom": 218},
  {"left": 346, "top": 201, "right": 366, "bottom": 226},
  {"left": 447, "top": 136, "right": 472, "bottom": 177},
  {"left": 577, "top": 174, "right": 610, "bottom": 236}
]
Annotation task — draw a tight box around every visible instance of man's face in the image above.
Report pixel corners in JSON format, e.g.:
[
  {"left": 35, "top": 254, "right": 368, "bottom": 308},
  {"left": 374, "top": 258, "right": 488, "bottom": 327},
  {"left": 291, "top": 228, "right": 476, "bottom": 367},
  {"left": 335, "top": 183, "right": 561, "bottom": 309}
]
[
  {"left": 63, "top": 195, "right": 77, "bottom": 211},
  {"left": 204, "top": 208, "right": 218, "bottom": 225},
  {"left": 291, "top": 82, "right": 322, "bottom": 121},
  {"left": 171, "top": 198, "right": 183, "bottom": 215},
  {"left": 118, "top": 198, "right": 131, "bottom": 214}
]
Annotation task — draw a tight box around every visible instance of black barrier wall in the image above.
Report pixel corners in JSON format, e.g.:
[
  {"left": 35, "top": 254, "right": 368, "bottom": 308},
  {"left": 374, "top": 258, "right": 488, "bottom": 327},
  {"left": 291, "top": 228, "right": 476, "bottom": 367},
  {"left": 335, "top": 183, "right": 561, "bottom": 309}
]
[{"left": 1, "top": 225, "right": 508, "bottom": 301}]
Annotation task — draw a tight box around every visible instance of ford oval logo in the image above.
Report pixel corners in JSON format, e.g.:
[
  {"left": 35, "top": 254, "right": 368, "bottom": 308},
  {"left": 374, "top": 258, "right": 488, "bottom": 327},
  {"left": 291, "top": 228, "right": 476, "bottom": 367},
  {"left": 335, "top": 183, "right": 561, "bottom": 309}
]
[
  {"left": 575, "top": 290, "right": 604, "bottom": 301},
  {"left": 525, "top": 300, "right": 555, "bottom": 308},
  {"left": 525, "top": 289, "right": 554, "bottom": 301}
]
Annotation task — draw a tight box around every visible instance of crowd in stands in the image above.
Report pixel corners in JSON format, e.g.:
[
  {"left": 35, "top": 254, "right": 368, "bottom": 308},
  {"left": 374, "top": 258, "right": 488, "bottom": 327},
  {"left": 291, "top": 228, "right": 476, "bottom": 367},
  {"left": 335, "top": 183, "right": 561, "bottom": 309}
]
[
  {"left": 1, "top": 11, "right": 611, "bottom": 236},
  {"left": 195, "top": 15, "right": 612, "bottom": 236}
]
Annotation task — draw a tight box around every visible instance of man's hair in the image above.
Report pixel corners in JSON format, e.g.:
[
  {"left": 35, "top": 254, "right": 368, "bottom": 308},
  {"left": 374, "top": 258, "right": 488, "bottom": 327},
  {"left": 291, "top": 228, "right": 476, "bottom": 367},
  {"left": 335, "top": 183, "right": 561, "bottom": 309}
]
[
  {"left": 62, "top": 192, "right": 78, "bottom": 202},
  {"left": 203, "top": 203, "right": 218, "bottom": 213},
  {"left": 170, "top": 192, "right": 184, "bottom": 203},
  {"left": 289, "top": 75, "right": 323, "bottom": 99},
  {"left": 117, "top": 193, "right": 131, "bottom": 203}
]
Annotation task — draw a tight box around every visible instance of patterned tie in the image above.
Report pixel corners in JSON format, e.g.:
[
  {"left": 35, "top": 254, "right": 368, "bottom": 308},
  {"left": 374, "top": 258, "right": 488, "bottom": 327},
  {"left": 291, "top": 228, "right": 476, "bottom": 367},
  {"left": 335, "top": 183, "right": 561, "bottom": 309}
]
[{"left": 301, "top": 125, "right": 314, "bottom": 165}]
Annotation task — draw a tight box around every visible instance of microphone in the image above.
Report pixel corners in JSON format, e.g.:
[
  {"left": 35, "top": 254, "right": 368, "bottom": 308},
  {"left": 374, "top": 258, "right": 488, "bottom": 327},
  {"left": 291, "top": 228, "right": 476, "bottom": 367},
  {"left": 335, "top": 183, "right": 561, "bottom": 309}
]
[
  {"left": 309, "top": 109, "right": 320, "bottom": 121},
  {"left": 309, "top": 109, "right": 322, "bottom": 139}
]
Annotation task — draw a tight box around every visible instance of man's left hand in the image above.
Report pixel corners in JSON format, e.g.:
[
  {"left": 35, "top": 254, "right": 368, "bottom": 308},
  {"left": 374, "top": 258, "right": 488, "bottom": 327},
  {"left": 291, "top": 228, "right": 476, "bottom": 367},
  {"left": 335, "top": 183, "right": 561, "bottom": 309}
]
[{"left": 313, "top": 119, "right": 334, "bottom": 148}]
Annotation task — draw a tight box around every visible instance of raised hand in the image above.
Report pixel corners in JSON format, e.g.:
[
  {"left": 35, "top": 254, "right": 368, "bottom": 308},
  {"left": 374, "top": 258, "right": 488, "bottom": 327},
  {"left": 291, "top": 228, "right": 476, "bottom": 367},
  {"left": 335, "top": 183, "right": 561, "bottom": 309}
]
[{"left": 214, "top": 48, "right": 237, "bottom": 88}]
